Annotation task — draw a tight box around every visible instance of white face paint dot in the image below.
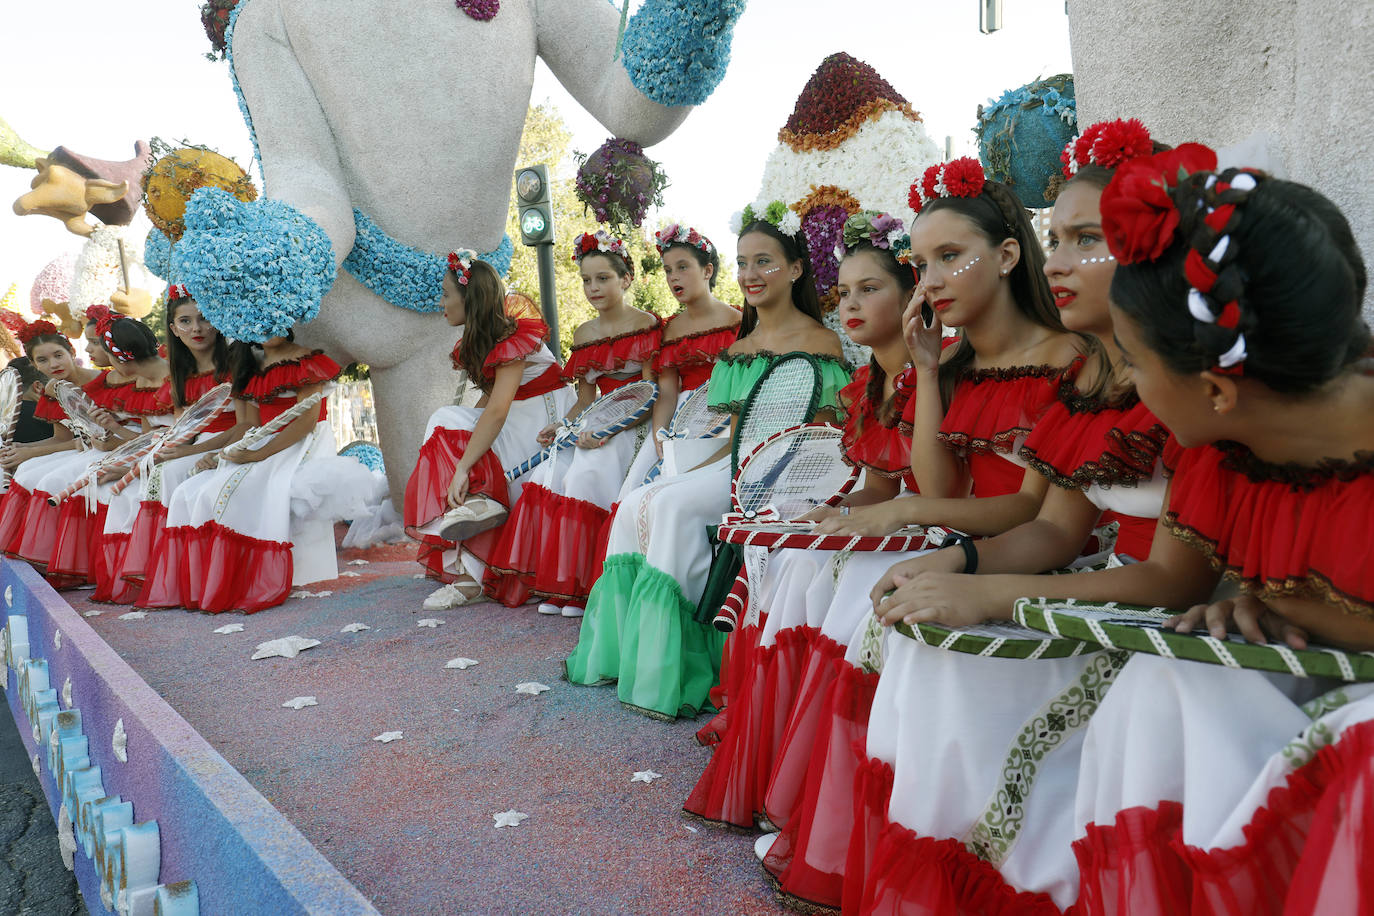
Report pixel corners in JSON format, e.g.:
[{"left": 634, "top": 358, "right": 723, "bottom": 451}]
[
  {"left": 950, "top": 255, "right": 982, "bottom": 278},
  {"left": 1079, "top": 255, "right": 1116, "bottom": 265}
]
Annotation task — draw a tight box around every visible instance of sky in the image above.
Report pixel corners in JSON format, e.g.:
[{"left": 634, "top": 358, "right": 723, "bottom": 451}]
[{"left": 0, "top": 0, "right": 1073, "bottom": 311}]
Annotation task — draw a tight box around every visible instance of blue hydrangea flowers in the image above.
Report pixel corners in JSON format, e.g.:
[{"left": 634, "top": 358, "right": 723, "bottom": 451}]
[{"left": 620, "top": 0, "right": 746, "bottom": 107}]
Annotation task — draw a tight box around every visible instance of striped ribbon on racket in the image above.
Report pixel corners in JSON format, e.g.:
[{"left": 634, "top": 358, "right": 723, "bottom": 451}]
[
  {"left": 187, "top": 391, "right": 326, "bottom": 477},
  {"left": 505, "top": 380, "right": 658, "bottom": 482},
  {"left": 641, "top": 385, "right": 731, "bottom": 484},
  {"left": 50, "top": 427, "right": 171, "bottom": 506},
  {"left": 109, "top": 383, "right": 235, "bottom": 495}
]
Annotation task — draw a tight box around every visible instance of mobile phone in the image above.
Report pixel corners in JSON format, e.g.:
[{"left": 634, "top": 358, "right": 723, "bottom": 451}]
[{"left": 921, "top": 302, "right": 935, "bottom": 329}]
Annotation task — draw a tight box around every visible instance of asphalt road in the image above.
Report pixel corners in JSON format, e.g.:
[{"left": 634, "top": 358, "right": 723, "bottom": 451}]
[{"left": 0, "top": 695, "right": 86, "bottom": 916}]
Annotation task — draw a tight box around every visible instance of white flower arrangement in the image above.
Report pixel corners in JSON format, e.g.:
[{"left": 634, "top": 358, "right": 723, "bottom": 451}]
[{"left": 69, "top": 222, "right": 157, "bottom": 315}]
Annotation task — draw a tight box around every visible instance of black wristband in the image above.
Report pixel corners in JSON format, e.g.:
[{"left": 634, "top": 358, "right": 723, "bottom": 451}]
[{"left": 938, "top": 535, "right": 979, "bottom": 574}]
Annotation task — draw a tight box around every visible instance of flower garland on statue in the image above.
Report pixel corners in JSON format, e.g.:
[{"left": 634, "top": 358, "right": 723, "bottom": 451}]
[
  {"left": 572, "top": 230, "right": 634, "bottom": 274},
  {"left": 574, "top": 138, "right": 669, "bottom": 232},
  {"left": 908, "top": 157, "right": 987, "bottom": 213},
  {"left": 653, "top": 223, "right": 715, "bottom": 257},
  {"left": 344, "top": 210, "right": 514, "bottom": 313},
  {"left": 1061, "top": 118, "right": 1154, "bottom": 178},
  {"left": 619, "top": 0, "right": 746, "bottom": 107}
]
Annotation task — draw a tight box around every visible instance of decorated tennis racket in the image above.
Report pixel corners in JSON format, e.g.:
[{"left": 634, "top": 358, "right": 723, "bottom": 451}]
[
  {"left": 49, "top": 427, "right": 170, "bottom": 505},
  {"left": 716, "top": 520, "right": 933, "bottom": 553},
  {"left": 893, "top": 618, "right": 1094, "bottom": 661},
  {"left": 109, "top": 383, "right": 235, "bottom": 496},
  {"left": 505, "top": 380, "right": 658, "bottom": 482},
  {"left": 49, "top": 379, "right": 111, "bottom": 443},
  {"left": 1013, "top": 598, "right": 1374, "bottom": 682},
  {"left": 641, "top": 385, "right": 732, "bottom": 484},
  {"left": 732, "top": 353, "right": 824, "bottom": 474},
  {"left": 0, "top": 368, "right": 21, "bottom": 491},
  {"left": 220, "top": 391, "right": 324, "bottom": 461}
]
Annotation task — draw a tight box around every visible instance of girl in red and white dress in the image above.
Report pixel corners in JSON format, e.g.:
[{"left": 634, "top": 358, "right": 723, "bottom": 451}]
[
  {"left": 485, "top": 231, "right": 661, "bottom": 616},
  {"left": 0, "top": 320, "right": 104, "bottom": 563},
  {"left": 102, "top": 286, "right": 247, "bottom": 603},
  {"left": 755, "top": 161, "right": 1088, "bottom": 912},
  {"left": 137, "top": 328, "right": 368, "bottom": 613},
  {"left": 404, "top": 251, "right": 576, "bottom": 612},
  {"left": 841, "top": 122, "right": 1174, "bottom": 914},
  {"left": 48, "top": 313, "right": 174, "bottom": 593},
  {"left": 685, "top": 211, "right": 919, "bottom": 830}
]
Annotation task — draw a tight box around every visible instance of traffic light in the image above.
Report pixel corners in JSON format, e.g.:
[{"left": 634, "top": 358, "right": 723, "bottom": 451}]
[{"left": 515, "top": 164, "right": 554, "bottom": 246}]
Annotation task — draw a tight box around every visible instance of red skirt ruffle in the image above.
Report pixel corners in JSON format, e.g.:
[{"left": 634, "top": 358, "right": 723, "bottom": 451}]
[
  {"left": 0, "top": 482, "right": 32, "bottom": 556},
  {"left": 120, "top": 501, "right": 167, "bottom": 585},
  {"left": 48, "top": 499, "right": 106, "bottom": 589},
  {"left": 15, "top": 490, "right": 61, "bottom": 569},
  {"left": 765, "top": 631, "right": 848, "bottom": 829},
  {"left": 138, "top": 520, "right": 292, "bottom": 613},
  {"left": 483, "top": 483, "right": 610, "bottom": 607},
  {"left": 859, "top": 825, "right": 1063, "bottom": 916},
  {"left": 698, "top": 610, "right": 759, "bottom": 747},
  {"left": 763, "top": 660, "right": 880, "bottom": 911},
  {"left": 404, "top": 426, "right": 510, "bottom": 581},
  {"left": 1071, "top": 801, "right": 1191, "bottom": 916},
  {"left": 93, "top": 529, "right": 139, "bottom": 604}
]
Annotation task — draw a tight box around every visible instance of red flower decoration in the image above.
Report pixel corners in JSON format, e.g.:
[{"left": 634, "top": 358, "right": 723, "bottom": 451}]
[
  {"left": 18, "top": 320, "right": 59, "bottom": 347},
  {"left": 1061, "top": 122, "right": 1106, "bottom": 179},
  {"left": 907, "top": 180, "right": 925, "bottom": 213},
  {"left": 942, "top": 157, "right": 986, "bottom": 199},
  {"left": 85, "top": 304, "right": 115, "bottom": 324},
  {"left": 1101, "top": 143, "right": 1218, "bottom": 264},
  {"left": 1091, "top": 119, "right": 1153, "bottom": 170}
]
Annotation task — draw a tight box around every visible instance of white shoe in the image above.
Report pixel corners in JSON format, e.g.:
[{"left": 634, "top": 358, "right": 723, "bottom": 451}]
[
  {"left": 423, "top": 580, "right": 484, "bottom": 611},
  {"left": 537, "top": 603, "right": 562, "bottom": 615},
  {"left": 438, "top": 496, "right": 508, "bottom": 542},
  {"left": 560, "top": 605, "right": 584, "bottom": 618},
  {"left": 754, "top": 832, "right": 779, "bottom": 862}
]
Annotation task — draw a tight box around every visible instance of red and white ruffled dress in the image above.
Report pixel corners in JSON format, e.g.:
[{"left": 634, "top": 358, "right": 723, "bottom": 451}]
[
  {"left": 0, "top": 391, "right": 75, "bottom": 559},
  {"left": 1069, "top": 440, "right": 1374, "bottom": 916},
  {"left": 404, "top": 318, "right": 575, "bottom": 586},
  {"left": 49, "top": 380, "right": 177, "bottom": 598},
  {"left": 850, "top": 386, "right": 1170, "bottom": 916},
  {"left": 101, "top": 371, "right": 239, "bottom": 603},
  {"left": 137, "top": 352, "right": 364, "bottom": 613},
  {"left": 685, "top": 364, "right": 914, "bottom": 828},
  {"left": 759, "top": 363, "right": 1065, "bottom": 913},
  {"left": 483, "top": 320, "right": 661, "bottom": 608}
]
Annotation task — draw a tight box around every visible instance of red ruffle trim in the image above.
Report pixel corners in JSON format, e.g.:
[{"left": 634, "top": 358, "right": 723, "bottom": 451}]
[
  {"left": 33, "top": 395, "right": 66, "bottom": 423},
  {"left": 93, "top": 530, "right": 140, "bottom": 604},
  {"left": 562, "top": 321, "right": 662, "bottom": 382},
  {"left": 240, "top": 351, "right": 342, "bottom": 402},
  {"left": 114, "top": 381, "right": 174, "bottom": 417},
  {"left": 120, "top": 500, "right": 167, "bottom": 586},
  {"left": 589, "top": 501, "right": 617, "bottom": 584},
  {"left": 764, "top": 631, "right": 848, "bottom": 829},
  {"left": 652, "top": 320, "right": 739, "bottom": 376},
  {"left": 137, "top": 520, "right": 292, "bottom": 612},
  {"left": 698, "top": 612, "right": 760, "bottom": 747},
  {"left": 685, "top": 623, "right": 817, "bottom": 829},
  {"left": 938, "top": 365, "right": 1064, "bottom": 455},
  {"left": 0, "top": 482, "right": 33, "bottom": 555},
  {"left": 1071, "top": 801, "right": 1191, "bottom": 916},
  {"left": 841, "top": 367, "right": 914, "bottom": 480},
  {"left": 450, "top": 318, "right": 550, "bottom": 377},
  {"left": 846, "top": 752, "right": 896, "bottom": 914},
  {"left": 1020, "top": 397, "right": 1168, "bottom": 490},
  {"left": 1166, "top": 443, "right": 1374, "bottom": 617},
  {"left": 84, "top": 371, "right": 134, "bottom": 410},
  {"left": 483, "top": 483, "right": 611, "bottom": 607},
  {"left": 859, "top": 825, "right": 1063, "bottom": 916},
  {"left": 403, "top": 426, "right": 510, "bottom": 580},
  {"left": 763, "top": 659, "right": 880, "bottom": 911},
  {"left": 47, "top": 498, "right": 106, "bottom": 589}
]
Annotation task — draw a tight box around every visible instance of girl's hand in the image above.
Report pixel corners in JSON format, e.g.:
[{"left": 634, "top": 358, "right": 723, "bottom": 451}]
[
  {"left": 194, "top": 452, "right": 219, "bottom": 472},
  {"left": 653, "top": 432, "right": 666, "bottom": 458},
  {"left": 800, "top": 505, "right": 843, "bottom": 524},
  {"left": 447, "top": 466, "right": 472, "bottom": 508},
  {"left": 874, "top": 572, "right": 999, "bottom": 628},
  {"left": 91, "top": 407, "right": 122, "bottom": 432},
  {"left": 159, "top": 443, "right": 192, "bottom": 462},
  {"left": 220, "top": 446, "right": 250, "bottom": 464},
  {"left": 575, "top": 430, "right": 606, "bottom": 450},
  {"left": 814, "top": 502, "right": 902, "bottom": 537},
  {"left": 536, "top": 422, "right": 561, "bottom": 447},
  {"left": 901, "top": 282, "right": 943, "bottom": 371},
  {"left": 867, "top": 549, "right": 964, "bottom": 611},
  {"left": 1163, "top": 595, "right": 1309, "bottom": 649},
  {"left": 0, "top": 445, "right": 26, "bottom": 470}
]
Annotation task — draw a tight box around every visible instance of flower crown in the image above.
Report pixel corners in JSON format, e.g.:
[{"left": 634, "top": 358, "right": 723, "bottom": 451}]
[
  {"left": 17, "top": 319, "right": 60, "bottom": 348},
  {"left": 167, "top": 284, "right": 192, "bottom": 304},
  {"left": 447, "top": 249, "right": 478, "bottom": 286},
  {"left": 571, "top": 230, "right": 631, "bottom": 270},
  {"left": 840, "top": 211, "right": 911, "bottom": 264},
  {"left": 908, "top": 157, "right": 987, "bottom": 213},
  {"left": 1101, "top": 144, "right": 1262, "bottom": 372},
  {"left": 730, "top": 200, "right": 802, "bottom": 239},
  {"left": 1061, "top": 118, "right": 1153, "bottom": 179},
  {"left": 653, "top": 223, "right": 715, "bottom": 258},
  {"left": 85, "top": 304, "right": 116, "bottom": 326}
]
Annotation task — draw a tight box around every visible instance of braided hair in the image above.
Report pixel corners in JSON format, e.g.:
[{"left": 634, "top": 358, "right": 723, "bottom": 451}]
[{"left": 1111, "top": 171, "right": 1369, "bottom": 395}]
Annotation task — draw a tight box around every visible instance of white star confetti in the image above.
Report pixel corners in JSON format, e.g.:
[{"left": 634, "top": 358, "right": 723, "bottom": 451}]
[
  {"left": 412, "top": 573, "right": 427, "bottom": 580},
  {"left": 31, "top": 754, "right": 38, "bottom": 777},
  {"left": 118, "top": 611, "right": 147, "bottom": 621},
  {"left": 684, "top": 824, "right": 698, "bottom": 834},
  {"left": 445, "top": 657, "right": 479, "bottom": 670},
  {"left": 4, "top": 585, "right": 11, "bottom": 607},
  {"left": 61, "top": 677, "right": 71, "bottom": 708},
  {"left": 282, "top": 696, "right": 318, "bottom": 710},
  {"left": 82, "top": 610, "right": 102, "bottom": 618},
  {"left": 630, "top": 770, "right": 663, "bottom": 784},
  {"left": 373, "top": 731, "right": 403, "bottom": 744},
  {"left": 112, "top": 719, "right": 127, "bottom": 763},
  {"left": 52, "top": 630, "right": 61, "bottom": 650},
  {"left": 251, "top": 636, "right": 321, "bottom": 660},
  {"left": 213, "top": 623, "right": 245, "bottom": 635},
  {"left": 514, "top": 682, "right": 550, "bottom": 695},
  {"left": 347, "top": 559, "right": 370, "bottom": 566},
  {"left": 289, "top": 589, "right": 333, "bottom": 599},
  {"left": 340, "top": 623, "right": 370, "bottom": 633},
  {"left": 492, "top": 810, "right": 529, "bottom": 828},
  {"left": 340, "top": 571, "right": 361, "bottom": 578},
  {"left": 416, "top": 618, "right": 445, "bottom": 628}
]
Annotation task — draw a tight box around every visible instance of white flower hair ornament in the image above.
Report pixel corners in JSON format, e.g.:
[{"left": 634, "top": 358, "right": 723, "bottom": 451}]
[
  {"left": 572, "top": 230, "right": 633, "bottom": 273},
  {"left": 447, "top": 249, "right": 478, "bottom": 286}
]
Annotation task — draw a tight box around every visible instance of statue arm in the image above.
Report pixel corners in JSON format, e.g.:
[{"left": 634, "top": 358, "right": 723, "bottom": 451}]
[
  {"left": 228, "top": 0, "right": 356, "bottom": 264},
  {"left": 535, "top": 0, "right": 745, "bottom": 143}
]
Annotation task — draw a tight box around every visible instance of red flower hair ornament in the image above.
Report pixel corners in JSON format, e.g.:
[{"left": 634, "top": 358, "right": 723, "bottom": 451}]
[
  {"left": 908, "top": 157, "right": 987, "bottom": 214},
  {"left": 96, "top": 313, "right": 135, "bottom": 362},
  {"left": 17, "top": 319, "right": 61, "bottom": 347},
  {"left": 1099, "top": 143, "right": 1218, "bottom": 265},
  {"left": 1061, "top": 118, "right": 1154, "bottom": 178},
  {"left": 167, "top": 284, "right": 192, "bottom": 304},
  {"left": 447, "top": 249, "right": 478, "bottom": 286}
]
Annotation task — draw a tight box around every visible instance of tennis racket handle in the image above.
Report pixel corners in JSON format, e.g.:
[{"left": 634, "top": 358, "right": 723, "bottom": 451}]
[{"left": 109, "top": 465, "right": 141, "bottom": 496}]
